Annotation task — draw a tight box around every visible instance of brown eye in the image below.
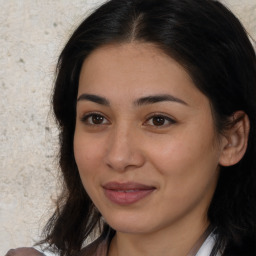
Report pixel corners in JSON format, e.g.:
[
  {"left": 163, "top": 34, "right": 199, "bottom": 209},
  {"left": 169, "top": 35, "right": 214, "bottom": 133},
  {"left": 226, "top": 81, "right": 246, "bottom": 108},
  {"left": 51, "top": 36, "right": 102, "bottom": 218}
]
[
  {"left": 152, "top": 116, "right": 166, "bottom": 126},
  {"left": 81, "top": 113, "right": 109, "bottom": 125},
  {"left": 91, "top": 114, "right": 104, "bottom": 124},
  {"left": 145, "top": 115, "right": 176, "bottom": 127}
]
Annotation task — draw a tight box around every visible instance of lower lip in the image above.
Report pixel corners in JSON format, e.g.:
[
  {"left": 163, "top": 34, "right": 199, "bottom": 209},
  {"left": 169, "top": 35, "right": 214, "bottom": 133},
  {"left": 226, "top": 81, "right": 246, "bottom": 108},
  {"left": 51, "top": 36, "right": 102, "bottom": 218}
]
[{"left": 103, "top": 188, "right": 155, "bottom": 205}]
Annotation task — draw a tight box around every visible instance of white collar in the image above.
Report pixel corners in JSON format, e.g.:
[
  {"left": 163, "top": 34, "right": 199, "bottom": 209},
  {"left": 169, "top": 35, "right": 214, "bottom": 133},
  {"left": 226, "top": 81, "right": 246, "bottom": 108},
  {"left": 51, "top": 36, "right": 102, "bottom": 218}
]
[{"left": 196, "top": 232, "right": 221, "bottom": 256}]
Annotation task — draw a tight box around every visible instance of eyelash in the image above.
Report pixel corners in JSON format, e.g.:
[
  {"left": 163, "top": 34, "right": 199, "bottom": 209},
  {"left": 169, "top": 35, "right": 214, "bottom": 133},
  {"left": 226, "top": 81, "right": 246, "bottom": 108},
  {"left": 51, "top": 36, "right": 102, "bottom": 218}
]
[
  {"left": 80, "top": 112, "right": 176, "bottom": 128},
  {"left": 80, "top": 112, "right": 110, "bottom": 126},
  {"left": 144, "top": 114, "right": 176, "bottom": 127}
]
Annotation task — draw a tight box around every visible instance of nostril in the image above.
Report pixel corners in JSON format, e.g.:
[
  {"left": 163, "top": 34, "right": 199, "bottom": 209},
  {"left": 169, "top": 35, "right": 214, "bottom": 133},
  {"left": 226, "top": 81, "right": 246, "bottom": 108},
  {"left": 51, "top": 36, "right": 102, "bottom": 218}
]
[
  {"left": 104, "top": 129, "right": 145, "bottom": 171},
  {"left": 105, "top": 150, "right": 145, "bottom": 172}
]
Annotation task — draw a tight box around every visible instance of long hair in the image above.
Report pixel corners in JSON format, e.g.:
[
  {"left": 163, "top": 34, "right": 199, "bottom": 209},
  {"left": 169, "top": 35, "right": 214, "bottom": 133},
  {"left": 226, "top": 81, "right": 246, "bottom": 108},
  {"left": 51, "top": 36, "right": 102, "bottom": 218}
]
[{"left": 40, "top": 0, "right": 256, "bottom": 255}]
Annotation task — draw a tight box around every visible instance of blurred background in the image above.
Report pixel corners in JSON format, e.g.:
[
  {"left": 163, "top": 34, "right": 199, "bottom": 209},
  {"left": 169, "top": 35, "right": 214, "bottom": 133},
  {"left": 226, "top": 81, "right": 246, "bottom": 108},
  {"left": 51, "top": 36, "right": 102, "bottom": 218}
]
[{"left": 0, "top": 0, "right": 255, "bottom": 254}]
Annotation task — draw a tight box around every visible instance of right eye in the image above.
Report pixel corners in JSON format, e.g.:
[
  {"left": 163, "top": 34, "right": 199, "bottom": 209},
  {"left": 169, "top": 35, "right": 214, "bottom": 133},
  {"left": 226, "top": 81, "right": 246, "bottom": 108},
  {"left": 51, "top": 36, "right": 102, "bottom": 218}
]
[{"left": 80, "top": 113, "right": 109, "bottom": 125}]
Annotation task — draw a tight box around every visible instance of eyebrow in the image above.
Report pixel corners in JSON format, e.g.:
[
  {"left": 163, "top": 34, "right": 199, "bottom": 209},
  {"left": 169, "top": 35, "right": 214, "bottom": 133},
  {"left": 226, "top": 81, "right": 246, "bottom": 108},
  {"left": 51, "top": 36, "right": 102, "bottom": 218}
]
[
  {"left": 134, "top": 94, "right": 188, "bottom": 106},
  {"left": 77, "top": 94, "right": 110, "bottom": 106},
  {"left": 77, "top": 93, "right": 187, "bottom": 106}
]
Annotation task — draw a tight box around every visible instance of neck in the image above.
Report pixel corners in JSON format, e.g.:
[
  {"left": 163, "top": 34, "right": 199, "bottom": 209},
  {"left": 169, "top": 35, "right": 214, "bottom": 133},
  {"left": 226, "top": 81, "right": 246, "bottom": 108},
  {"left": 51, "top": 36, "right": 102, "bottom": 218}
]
[{"left": 108, "top": 218, "right": 210, "bottom": 256}]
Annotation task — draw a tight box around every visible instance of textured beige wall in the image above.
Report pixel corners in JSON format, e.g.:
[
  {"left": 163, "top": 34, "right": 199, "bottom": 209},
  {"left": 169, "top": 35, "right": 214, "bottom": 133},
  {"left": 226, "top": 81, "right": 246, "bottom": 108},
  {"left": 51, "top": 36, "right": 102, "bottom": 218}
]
[{"left": 0, "top": 0, "right": 255, "bottom": 254}]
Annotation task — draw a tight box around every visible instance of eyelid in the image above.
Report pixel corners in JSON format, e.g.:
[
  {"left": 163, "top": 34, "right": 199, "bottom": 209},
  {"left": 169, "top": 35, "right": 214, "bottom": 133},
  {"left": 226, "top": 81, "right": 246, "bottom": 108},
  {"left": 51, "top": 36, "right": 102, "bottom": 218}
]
[
  {"left": 79, "top": 111, "right": 110, "bottom": 125},
  {"left": 143, "top": 113, "right": 177, "bottom": 127},
  {"left": 78, "top": 111, "right": 176, "bottom": 128}
]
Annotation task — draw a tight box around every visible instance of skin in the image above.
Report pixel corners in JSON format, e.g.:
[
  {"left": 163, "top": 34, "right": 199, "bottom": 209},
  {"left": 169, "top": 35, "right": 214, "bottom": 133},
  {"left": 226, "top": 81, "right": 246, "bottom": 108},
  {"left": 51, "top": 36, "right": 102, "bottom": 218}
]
[
  {"left": 74, "top": 43, "right": 229, "bottom": 256},
  {"left": 5, "top": 248, "right": 43, "bottom": 256}
]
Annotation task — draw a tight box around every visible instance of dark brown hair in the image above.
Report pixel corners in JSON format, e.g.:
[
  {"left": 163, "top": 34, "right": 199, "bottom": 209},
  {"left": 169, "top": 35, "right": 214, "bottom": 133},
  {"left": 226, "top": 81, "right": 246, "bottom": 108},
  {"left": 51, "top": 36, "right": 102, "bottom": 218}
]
[{"left": 40, "top": 0, "right": 256, "bottom": 255}]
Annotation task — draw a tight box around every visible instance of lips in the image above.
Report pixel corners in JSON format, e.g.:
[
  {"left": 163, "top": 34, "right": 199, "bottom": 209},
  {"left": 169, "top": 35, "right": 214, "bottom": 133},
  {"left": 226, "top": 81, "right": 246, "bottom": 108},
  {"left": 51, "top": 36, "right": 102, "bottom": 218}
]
[{"left": 103, "top": 182, "right": 156, "bottom": 205}]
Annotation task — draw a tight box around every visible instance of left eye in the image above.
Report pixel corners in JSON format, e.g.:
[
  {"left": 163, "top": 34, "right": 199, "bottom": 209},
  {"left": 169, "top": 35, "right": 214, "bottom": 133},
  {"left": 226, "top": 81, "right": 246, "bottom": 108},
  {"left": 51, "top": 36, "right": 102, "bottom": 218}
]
[
  {"left": 81, "top": 113, "right": 109, "bottom": 125},
  {"left": 145, "top": 115, "right": 176, "bottom": 127}
]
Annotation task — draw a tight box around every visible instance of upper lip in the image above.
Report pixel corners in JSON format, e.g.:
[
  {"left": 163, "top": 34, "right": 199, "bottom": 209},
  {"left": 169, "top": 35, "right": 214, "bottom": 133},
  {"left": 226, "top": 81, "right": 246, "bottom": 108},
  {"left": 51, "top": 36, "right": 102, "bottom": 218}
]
[{"left": 102, "top": 182, "right": 156, "bottom": 190}]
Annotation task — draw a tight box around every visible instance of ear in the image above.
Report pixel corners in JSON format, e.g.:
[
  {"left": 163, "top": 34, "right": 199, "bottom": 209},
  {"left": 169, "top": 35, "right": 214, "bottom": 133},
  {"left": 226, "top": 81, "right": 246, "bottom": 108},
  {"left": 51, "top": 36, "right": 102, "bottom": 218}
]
[{"left": 219, "top": 111, "right": 250, "bottom": 167}]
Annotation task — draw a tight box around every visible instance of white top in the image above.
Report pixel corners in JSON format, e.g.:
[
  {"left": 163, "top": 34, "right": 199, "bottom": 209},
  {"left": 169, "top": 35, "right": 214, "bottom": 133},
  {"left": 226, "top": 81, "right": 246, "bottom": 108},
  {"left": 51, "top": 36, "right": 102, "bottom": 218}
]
[
  {"left": 34, "top": 232, "right": 221, "bottom": 256},
  {"left": 196, "top": 232, "right": 221, "bottom": 256}
]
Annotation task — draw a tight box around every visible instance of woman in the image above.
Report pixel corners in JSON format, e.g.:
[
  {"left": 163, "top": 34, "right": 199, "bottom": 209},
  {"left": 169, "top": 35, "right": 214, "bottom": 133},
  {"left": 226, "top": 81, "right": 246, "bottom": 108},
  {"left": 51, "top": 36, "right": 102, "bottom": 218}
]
[{"left": 6, "top": 0, "right": 256, "bottom": 255}]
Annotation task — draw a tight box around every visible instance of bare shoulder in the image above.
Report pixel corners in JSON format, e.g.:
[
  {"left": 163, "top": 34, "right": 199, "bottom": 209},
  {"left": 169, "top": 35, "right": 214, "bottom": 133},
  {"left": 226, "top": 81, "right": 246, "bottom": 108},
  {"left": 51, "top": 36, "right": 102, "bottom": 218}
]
[{"left": 5, "top": 247, "right": 44, "bottom": 256}]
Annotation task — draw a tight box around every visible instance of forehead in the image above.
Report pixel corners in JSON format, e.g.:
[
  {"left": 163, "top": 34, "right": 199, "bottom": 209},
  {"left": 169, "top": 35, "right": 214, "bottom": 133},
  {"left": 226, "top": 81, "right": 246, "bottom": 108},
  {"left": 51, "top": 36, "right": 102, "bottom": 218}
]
[
  {"left": 80, "top": 43, "right": 174, "bottom": 84},
  {"left": 78, "top": 42, "right": 207, "bottom": 108}
]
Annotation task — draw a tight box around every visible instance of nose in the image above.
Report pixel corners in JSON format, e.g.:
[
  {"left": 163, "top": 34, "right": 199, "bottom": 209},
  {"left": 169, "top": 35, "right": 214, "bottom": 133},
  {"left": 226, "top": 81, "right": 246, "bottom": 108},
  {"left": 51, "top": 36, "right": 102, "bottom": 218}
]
[{"left": 104, "top": 125, "right": 145, "bottom": 172}]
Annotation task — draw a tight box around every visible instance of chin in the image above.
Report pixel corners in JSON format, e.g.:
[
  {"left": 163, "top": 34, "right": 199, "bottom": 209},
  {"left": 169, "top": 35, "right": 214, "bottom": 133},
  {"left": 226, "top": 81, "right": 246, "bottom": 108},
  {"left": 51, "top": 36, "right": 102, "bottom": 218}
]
[
  {"left": 109, "top": 223, "right": 150, "bottom": 234},
  {"left": 103, "top": 211, "right": 156, "bottom": 234}
]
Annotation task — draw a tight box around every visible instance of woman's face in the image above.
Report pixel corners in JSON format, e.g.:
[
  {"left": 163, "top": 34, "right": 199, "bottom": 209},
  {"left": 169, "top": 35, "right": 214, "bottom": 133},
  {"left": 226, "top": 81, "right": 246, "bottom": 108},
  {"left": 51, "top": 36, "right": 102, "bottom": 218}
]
[{"left": 74, "top": 43, "right": 226, "bottom": 235}]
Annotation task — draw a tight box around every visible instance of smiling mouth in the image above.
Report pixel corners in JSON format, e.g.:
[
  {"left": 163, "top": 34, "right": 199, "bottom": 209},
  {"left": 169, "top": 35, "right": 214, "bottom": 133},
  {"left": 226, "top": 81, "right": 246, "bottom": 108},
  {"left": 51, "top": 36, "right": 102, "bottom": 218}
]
[{"left": 103, "top": 182, "right": 156, "bottom": 205}]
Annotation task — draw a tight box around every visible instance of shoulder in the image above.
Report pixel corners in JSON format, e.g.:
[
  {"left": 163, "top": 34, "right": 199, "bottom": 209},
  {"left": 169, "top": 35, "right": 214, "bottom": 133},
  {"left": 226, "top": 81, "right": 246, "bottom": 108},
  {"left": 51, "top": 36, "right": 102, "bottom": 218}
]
[
  {"left": 5, "top": 247, "right": 44, "bottom": 256},
  {"left": 79, "top": 238, "right": 108, "bottom": 256}
]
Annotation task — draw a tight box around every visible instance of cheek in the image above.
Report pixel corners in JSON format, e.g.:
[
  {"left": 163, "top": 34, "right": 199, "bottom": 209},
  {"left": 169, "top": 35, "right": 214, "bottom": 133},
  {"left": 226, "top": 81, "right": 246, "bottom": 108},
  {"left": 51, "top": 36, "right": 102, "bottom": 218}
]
[
  {"left": 146, "top": 133, "right": 220, "bottom": 220},
  {"left": 73, "top": 131, "right": 109, "bottom": 210},
  {"left": 73, "top": 131, "right": 105, "bottom": 186},
  {"left": 145, "top": 125, "right": 220, "bottom": 191},
  {"left": 147, "top": 135, "right": 209, "bottom": 170}
]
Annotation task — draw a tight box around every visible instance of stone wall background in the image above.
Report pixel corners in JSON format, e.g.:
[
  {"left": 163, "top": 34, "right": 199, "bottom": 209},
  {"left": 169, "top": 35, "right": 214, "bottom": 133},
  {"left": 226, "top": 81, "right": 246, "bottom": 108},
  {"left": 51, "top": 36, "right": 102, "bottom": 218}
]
[{"left": 0, "top": 0, "right": 255, "bottom": 254}]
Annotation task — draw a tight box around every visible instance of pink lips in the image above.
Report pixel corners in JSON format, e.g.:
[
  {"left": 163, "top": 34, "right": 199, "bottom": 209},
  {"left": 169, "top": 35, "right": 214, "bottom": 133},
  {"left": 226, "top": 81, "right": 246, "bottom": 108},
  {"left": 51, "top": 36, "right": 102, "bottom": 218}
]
[{"left": 103, "top": 182, "right": 156, "bottom": 205}]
